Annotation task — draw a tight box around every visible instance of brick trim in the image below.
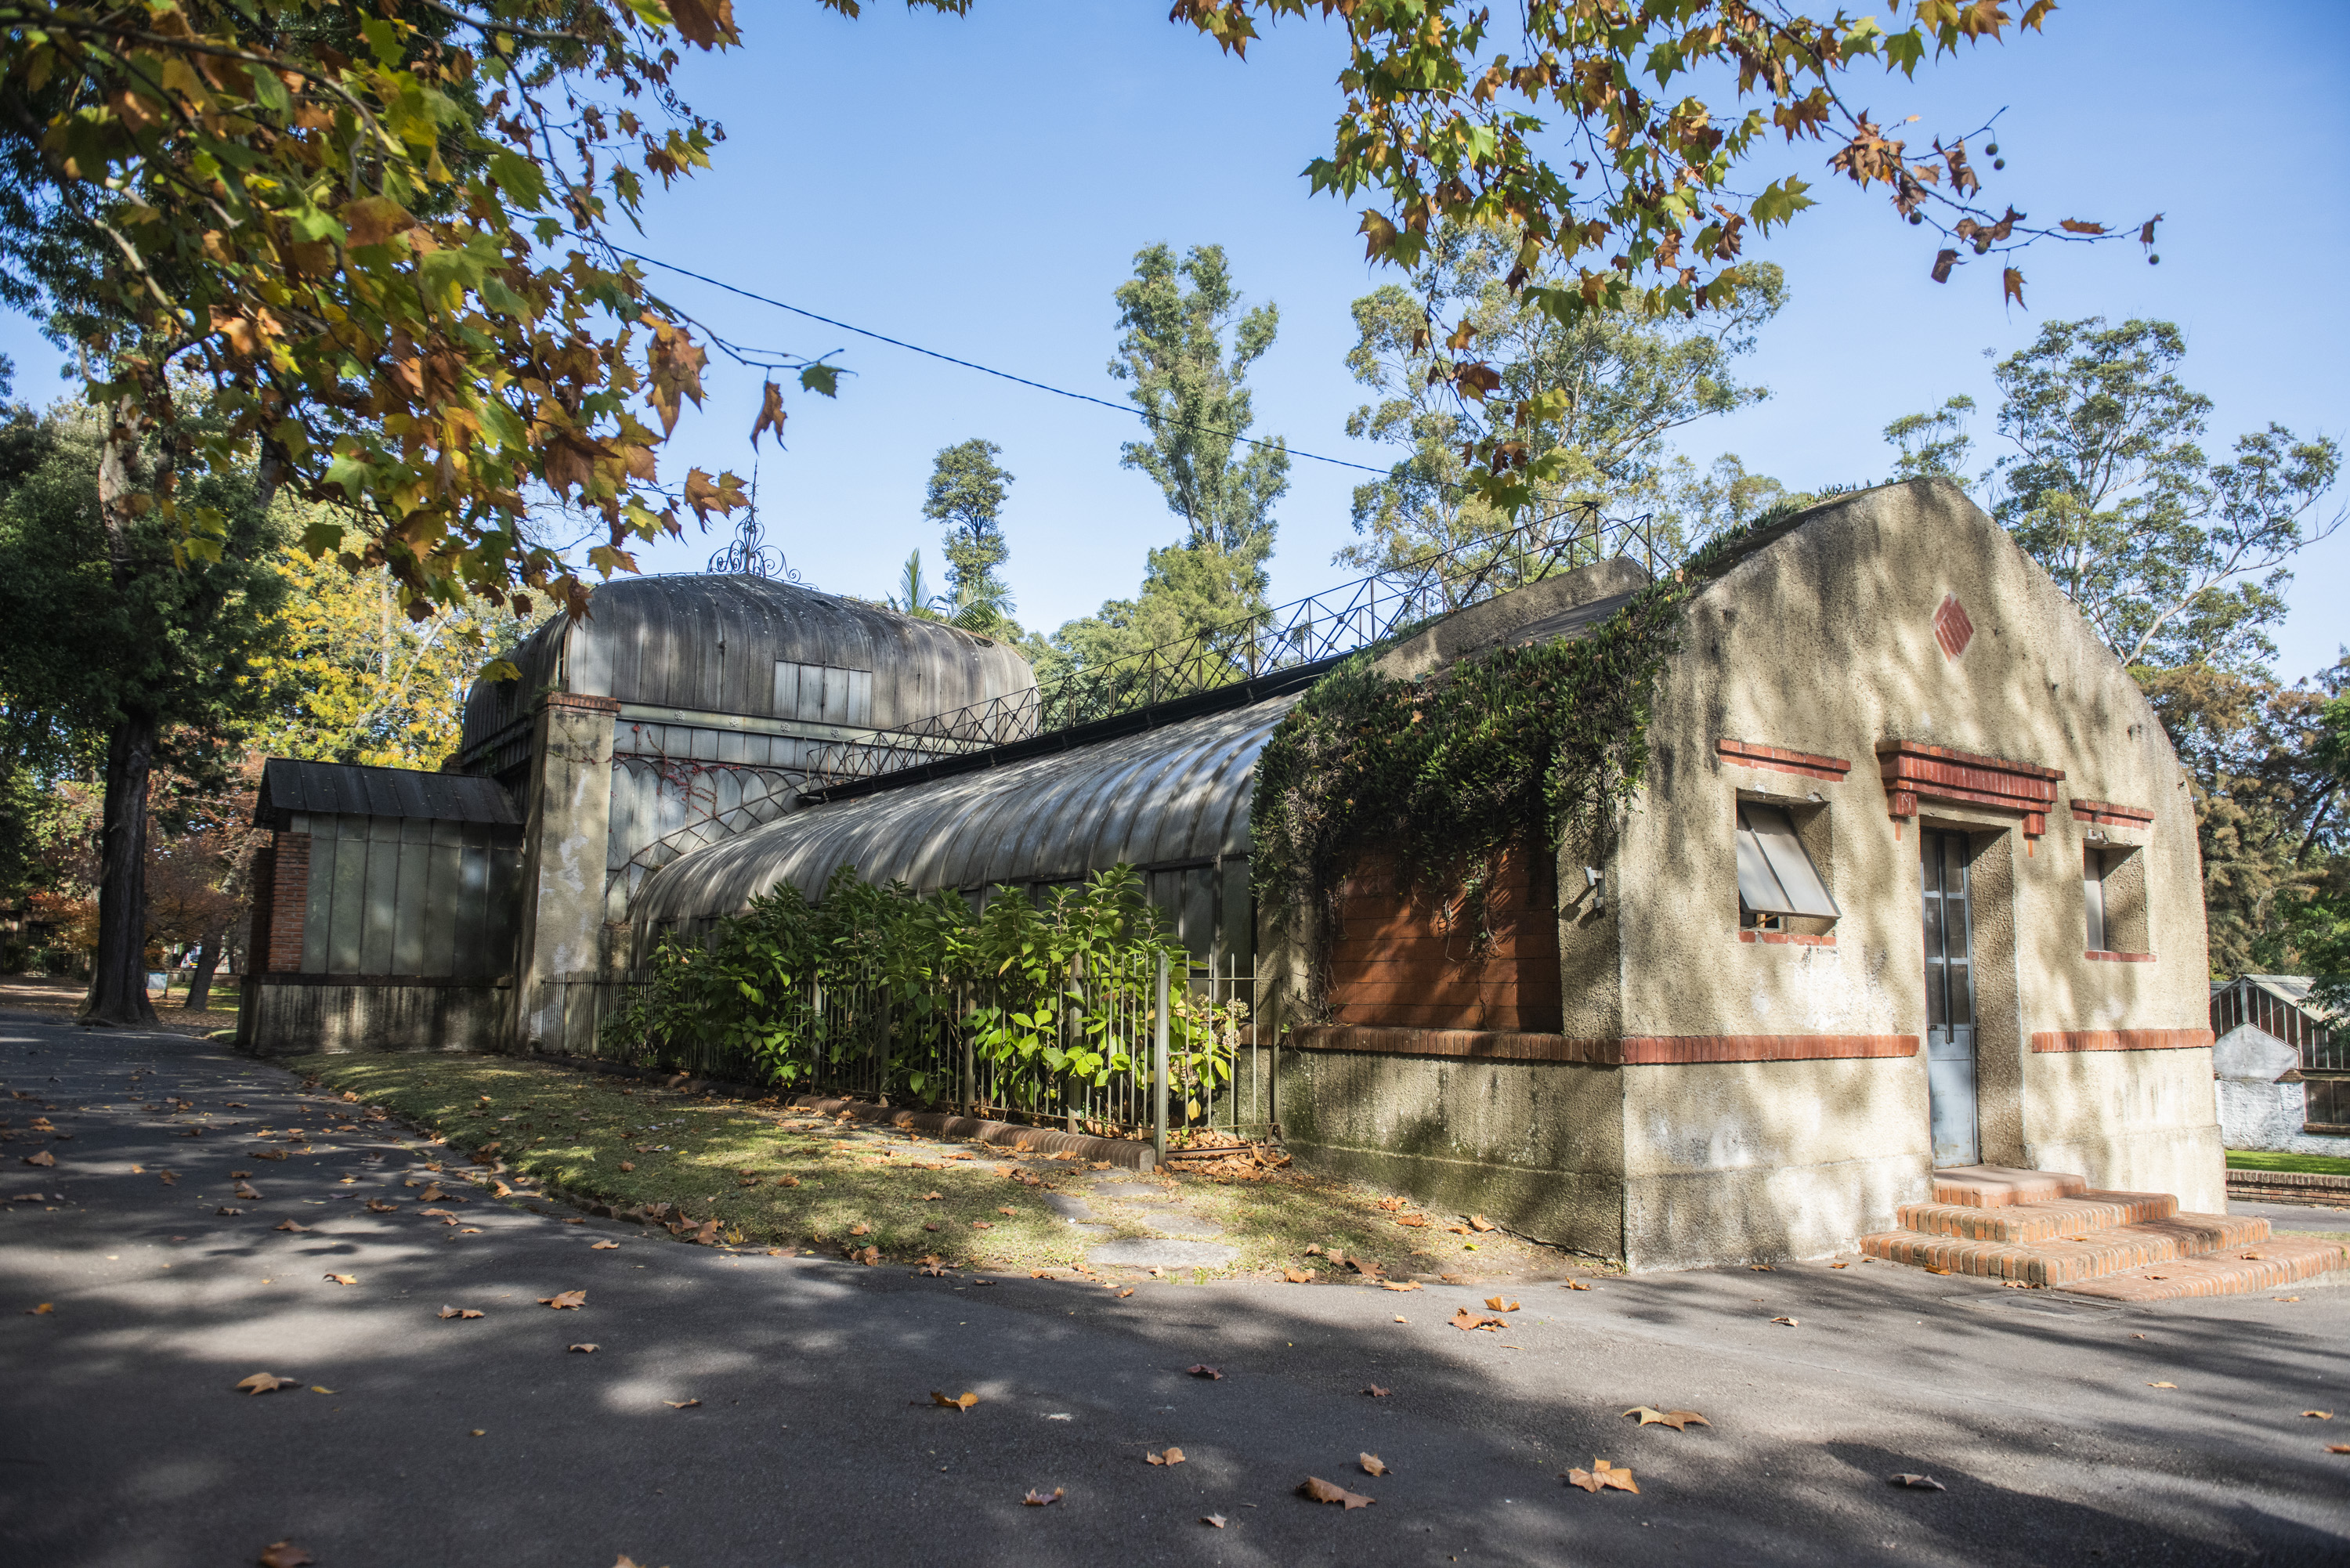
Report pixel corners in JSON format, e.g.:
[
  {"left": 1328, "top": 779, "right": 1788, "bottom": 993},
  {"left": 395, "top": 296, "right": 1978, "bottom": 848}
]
[
  {"left": 1289, "top": 1024, "right": 1917, "bottom": 1064},
  {"left": 1739, "top": 929, "right": 1837, "bottom": 947},
  {"left": 2084, "top": 949, "right": 2156, "bottom": 963},
  {"left": 250, "top": 831, "right": 309, "bottom": 974},
  {"left": 541, "top": 692, "right": 622, "bottom": 715},
  {"left": 1717, "top": 739, "right": 1853, "bottom": 783},
  {"left": 2070, "top": 798, "right": 2155, "bottom": 828},
  {"left": 1877, "top": 739, "right": 2064, "bottom": 838},
  {"left": 2030, "top": 1028, "right": 2212, "bottom": 1053}
]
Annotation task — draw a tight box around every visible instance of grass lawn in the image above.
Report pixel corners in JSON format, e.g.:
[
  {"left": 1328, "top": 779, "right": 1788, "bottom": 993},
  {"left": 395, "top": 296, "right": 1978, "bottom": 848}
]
[
  {"left": 285, "top": 1052, "right": 1600, "bottom": 1284},
  {"left": 2225, "top": 1149, "right": 2350, "bottom": 1176}
]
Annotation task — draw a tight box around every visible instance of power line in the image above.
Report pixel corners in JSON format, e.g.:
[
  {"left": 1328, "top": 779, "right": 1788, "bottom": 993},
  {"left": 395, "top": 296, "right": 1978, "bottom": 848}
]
[{"left": 606, "top": 244, "right": 1400, "bottom": 480}]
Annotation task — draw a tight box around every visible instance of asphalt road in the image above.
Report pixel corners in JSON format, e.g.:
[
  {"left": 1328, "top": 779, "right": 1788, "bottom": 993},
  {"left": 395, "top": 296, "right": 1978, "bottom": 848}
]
[{"left": 4, "top": 1016, "right": 2347, "bottom": 1568}]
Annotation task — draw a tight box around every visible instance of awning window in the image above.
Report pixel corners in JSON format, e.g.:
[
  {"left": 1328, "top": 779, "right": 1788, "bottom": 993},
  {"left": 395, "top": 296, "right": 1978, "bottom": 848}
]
[{"left": 1735, "top": 804, "right": 1839, "bottom": 919}]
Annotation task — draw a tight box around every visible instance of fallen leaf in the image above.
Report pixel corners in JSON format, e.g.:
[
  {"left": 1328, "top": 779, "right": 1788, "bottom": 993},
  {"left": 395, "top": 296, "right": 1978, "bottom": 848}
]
[
  {"left": 1830, "top": 1261, "right": 1850, "bottom": 1269},
  {"left": 22, "top": 1151, "right": 53, "bottom": 1167},
  {"left": 1200, "top": 1514, "right": 1226, "bottom": 1527},
  {"left": 1297, "top": 1476, "right": 1376, "bottom": 1508},
  {"left": 996, "top": 1207, "right": 1016, "bottom": 1217},
  {"left": 1466, "top": 1214, "right": 1495, "bottom": 1232},
  {"left": 1750, "top": 1263, "right": 1775, "bottom": 1272},
  {"left": 1303, "top": 1243, "right": 1323, "bottom": 1256},
  {"left": 2273, "top": 1296, "right": 2301, "bottom": 1303},
  {"left": 257, "top": 1541, "right": 315, "bottom": 1568},
  {"left": 366, "top": 1200, "right": 397, "bottom": 1213},
  {"left": 2148, "top": 1382, "right": 2177, "bottom": 1389},
  {"left": 438, "top": 1306, "right": 483, "bottom": 1320},
  {"left": 1484, "top": 1295, "right": 1520, "bottom": 1312},
  {"left": 1889, "top": 1472, "right": 1947, "bottom": 1490},
  {"left": 237, "top": 1372, "right": 299, "bottom": 1395},
  {"left": 849, "top": 1223, "right": 870, "bottom": 1236},
  {"left": 324, "top": 1273, "right": 356, "bottom": 1286},
  {"left": 1564, "top": 1458, "right": 1639, "bottom": 1494},
  {"left": 564, "top": 1217, "right": 587, "bottom": 1226},
  {"left": 665, "top": 1398, "right": 701, "bottom": 1409},
  {"left": 1380, "top": 1281, "right": 1422, "bottom": 1292},
  {"left": 1623, "top": 1406, "right": 1710, "bottom": 1432},
  {"left": 2306, "top": 1411, "right": 2335, "bottom": 1420},
  {"left": 1022, "top": 1487, "right": 1064, "bottom": 1506},
  {"left": 309, "top": 1386, "right": 335, "bottom": 1395},
  {"left": 26, "top": 1302, "right": 53, "bottom": 1316},
  {"left": 1282, "top": 1267, "right": 1311, "bottom": 1284},
  {"left": 1770, "top": 1317, "right": 1799, "bottom": 1328},
  {"left": 1360, "top": 1452, "right": 1387, "bottom": 1476},
  {"left": 1562, "top": 1281, "right": 1593, "bottom": 1292},
  {"left": 1364, "top": 1385, "right": 1390, "bottom": 1397},
  {"left": 618, "top": 1162, "right": 634, "bottom": 1172},
  {"left": 1450, "top": 1308, "right": 1507, "bottom": 1332},
  {"left": 591, "top": 1240, "right": 620, "bottom": 1251},
  {"left": 216, "top": 1206, "right": 243, "bottom": 1216},
  {"left": 970, "top": 1220, "right": 992, "bottom": 1230},
  {"left": 2328, "top": 1444, "right": 2350, "bottom": 1455},
  {"left": 1187, "top": 1364, "right": 1223, "bottom": 1380},
  {"left": 539, "top": 1291, "right": 587, "bottom": 1310},
  {"left": 273, "top": 1219, "right": 309, "bottom": 1233},
  {"left": 1146, "top": 1447, "right": 1186, "bottom": 1465},
  {"left": 931, "top": 1390, "right": 979, "bottom": 1411},
  {"left": 569, "top": 1343, "right": 598, "bottom": 1353},
  {"left": 854, "top": 1245, "right": 880, "bottom": 1266}
]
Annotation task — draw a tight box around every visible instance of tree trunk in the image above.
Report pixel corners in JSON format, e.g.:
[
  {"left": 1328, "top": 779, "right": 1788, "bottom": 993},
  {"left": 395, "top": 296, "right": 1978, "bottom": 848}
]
[
  {"left": 82, "top": 707, "right": 160, "bottom": 1026},
  {"left": 184, "top": 930, "right": 223, "bottom": 1012}
]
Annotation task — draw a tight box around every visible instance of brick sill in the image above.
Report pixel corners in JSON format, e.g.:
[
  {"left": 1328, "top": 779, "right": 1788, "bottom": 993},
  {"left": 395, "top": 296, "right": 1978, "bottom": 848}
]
[
  {"left": 2084, "top": 949, "right": 2156, "bottom": 963},
  {"left": 1739, "top": 929, "right": 1836, "bottom": 947}
]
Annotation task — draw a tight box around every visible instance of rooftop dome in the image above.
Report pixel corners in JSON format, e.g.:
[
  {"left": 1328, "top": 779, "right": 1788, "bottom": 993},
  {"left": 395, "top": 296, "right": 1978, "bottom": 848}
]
[{"left": 456, "top": 574, "right": 1033, "bottom": 773}]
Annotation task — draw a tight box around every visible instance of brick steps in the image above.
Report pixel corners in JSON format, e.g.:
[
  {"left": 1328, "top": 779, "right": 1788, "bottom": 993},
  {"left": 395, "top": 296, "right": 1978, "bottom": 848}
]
[
  {"left": 1858, "top": 1165, "right": 2340, "bottom": 1301},
  {"left": 2059, "top": 1237, "right": 2350, "bottom": 1302},
  {"left": 1895, "top": 1190, "right": 2178, "bottom": 1244}
]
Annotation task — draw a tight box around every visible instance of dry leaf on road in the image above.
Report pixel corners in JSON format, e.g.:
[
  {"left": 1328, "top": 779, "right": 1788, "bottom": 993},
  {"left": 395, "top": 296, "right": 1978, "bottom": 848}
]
[
  {"left": 1484, "top": 1295, "right": 1520, "bottom": 1312},
  {"left": 1146, "top": 1447, "right": 1185, "bottom": 1465},
  {"left": 930, "top": 1390, "right": 979, "bottom": 1411},
  {"left": 22, "top": 1151, "right": 53, "bottom": 1168},
  {"left": 2328, "top": 1444, "right": 2350, "bottom": 1455},
  {"left": 1380, "top": 1281, "right": 1422, "bottom": 1292},
  {"left": 2148, "top": 1382, "right": 2177, "bottom": 1389},
  {"left": 539, "top": 1291, "right": 587, "bottom": 1310},
  {"left": 1364, "top": 1385, "right": 1390, "bottom": 1397},
  {"left": 2302, "top": 1410, "right": 2333, "bottom": 1419},
  {"left": 1562, "top": 1281, "right": 1593, "bottom": 1291},
  {"left": 257, "top": 1542, "right": 315, "bottom": 1568},
  {"left": 1770, "top": 1317, "right": 1799, "bottom": 1327},
  {"left": 365, "top": 1200, "right": 397, "bottom": 1213},
  {"left": 1564, "top": 1459, "right": 1638, "bottom": 1494},
  {"left": 237, "top": 1373, "right": 299, "bottom": 1395},
  {"left": 569, "top": 1342, "right": 599, "bottom": 1353},
  {"left": 25, "top": 1303, "right": 53, "bottom": 1316},
  {"left": 273, "top": 1220, "right": 309, "bottom": 1233},
  {"left": 323, "top": 1274, "right": 356, "bottom": 1286},
  {"left": 1297, "top": 1476, "right": 1376, "bottom": 1508},
  {"left": 1187, "top": 1364, "right": 1224, "bottom": 1380},
  {"left": 1750, "top": 1263, "right": 1775, "bottom": 1272},
  {"left": 664, "top": 1399, "right": 700, "bottom": 1409},
  {"left": 1889, "top": 1473, "right": 1947, "bottom": 1490},
  {"left": 1021, "top": 1487, "right": 1064, "bottom": 1507},
  {"left": 1200, "top": 1514, "right": 1226, "bottom": 1527},
  {"left": 1466, "top": 1214, "right": 1495, "bottom": 1232},
  {"left": 1622, "top": 1406, "right": 1710, "bottom": 1431},
  {"left": 1360, "top": 1453, "right": 1387, "bottom": 1476},
  {"left": 591, "top": 1240, "right": 620, "bottom": 1251},
  {"left": 1451, "top": 1309, "right": 1508, "bottom": 1332},
  {"left": 437, "top": 1306, "right": 483, "bottom": 1320},
  {"left": 1282, "top": 1267, "right": 1311, "bottom": 1284}
]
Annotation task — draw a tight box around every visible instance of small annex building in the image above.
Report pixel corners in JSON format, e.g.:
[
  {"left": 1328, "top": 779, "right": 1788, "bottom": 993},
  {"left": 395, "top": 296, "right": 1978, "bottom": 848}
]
[
  {"left": 240, "top": 479, "right": 2229, "bottom": 1271},
  {"left": 2209, "top": 974, "right": 2347, "bottom": 1157}
]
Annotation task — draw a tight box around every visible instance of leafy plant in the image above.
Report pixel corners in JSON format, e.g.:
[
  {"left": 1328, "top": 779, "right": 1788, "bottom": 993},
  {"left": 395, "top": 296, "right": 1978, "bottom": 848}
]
[{"left": 602, "top": 863, "right": 1242, "bottom": 1131}]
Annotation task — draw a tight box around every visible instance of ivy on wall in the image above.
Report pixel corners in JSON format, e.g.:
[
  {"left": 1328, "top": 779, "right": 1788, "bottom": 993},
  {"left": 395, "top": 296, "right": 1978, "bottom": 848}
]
[{"left": 1251, "top": 498, "right": 1824, "bottom": 954}]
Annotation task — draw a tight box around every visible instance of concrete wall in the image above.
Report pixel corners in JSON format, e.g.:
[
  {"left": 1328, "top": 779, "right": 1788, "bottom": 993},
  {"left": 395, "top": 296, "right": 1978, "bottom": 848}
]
[
  {"left": 2214, "top": 1024, "right": 2350, "bottom": 1158},
  {"left": 511, "top": 695, "right": 619, "bottom": 1053},
  {"left": 239, "top": 981, "right": 508, "bottom": 1057}
]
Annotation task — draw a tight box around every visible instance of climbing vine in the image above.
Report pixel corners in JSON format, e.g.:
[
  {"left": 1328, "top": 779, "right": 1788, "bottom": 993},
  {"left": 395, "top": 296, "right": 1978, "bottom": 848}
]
[{"left": 1251, "top": 499, "right": 1818, "bottom": 950}]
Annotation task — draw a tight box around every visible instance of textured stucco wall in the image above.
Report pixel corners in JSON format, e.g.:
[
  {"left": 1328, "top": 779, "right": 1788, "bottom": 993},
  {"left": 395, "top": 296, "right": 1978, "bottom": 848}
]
[
  {"left": 1275, "top": 1050, "right": 1625, "bottom": 1259},
  {"left": 238, "top": 983, "right": 507, "bottom": 1056},
  {"left": 2212, "top": 1024, "right": 2350, "bottom": 1157}
]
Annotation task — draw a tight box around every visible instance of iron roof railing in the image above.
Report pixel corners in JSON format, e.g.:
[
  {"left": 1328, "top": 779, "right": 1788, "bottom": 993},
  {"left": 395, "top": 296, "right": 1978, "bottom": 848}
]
[{"left": 802, "top": 502, "right": 1663, "bottom": 790}]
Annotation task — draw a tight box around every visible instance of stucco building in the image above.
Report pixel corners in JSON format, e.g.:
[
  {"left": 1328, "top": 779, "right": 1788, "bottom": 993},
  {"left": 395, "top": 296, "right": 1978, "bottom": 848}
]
[{"left": 240, "top": 479, "right": 2340, "bottom": 1288}]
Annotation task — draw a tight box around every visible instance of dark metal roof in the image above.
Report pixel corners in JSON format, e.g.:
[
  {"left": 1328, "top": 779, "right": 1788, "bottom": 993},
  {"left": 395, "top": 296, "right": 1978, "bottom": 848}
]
[{"left": 256, "top": 758, "right": 522, "bottom": 826}]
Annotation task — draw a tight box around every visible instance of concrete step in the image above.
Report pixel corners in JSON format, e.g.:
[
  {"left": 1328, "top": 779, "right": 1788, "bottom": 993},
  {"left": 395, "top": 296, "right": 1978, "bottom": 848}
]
[
  {"left": 1896, "top": 1190, "right": 2178, "bottom": 1244},
  {"left": 1932, "top": 1165, "right": 2089, "bottom": 1208},
  {"left": 1858, "top": 1212, "right": 2273, "bottom": 1286},
  {"left": 2059, "top": 1236, "right": 2350, "bottom": 1302}
]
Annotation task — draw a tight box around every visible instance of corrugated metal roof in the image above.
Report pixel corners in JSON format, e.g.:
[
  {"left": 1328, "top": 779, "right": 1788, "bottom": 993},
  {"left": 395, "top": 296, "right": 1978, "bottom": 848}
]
[
  {"left": 256, "top": 758, "right": 521, "bottom": 826},
  {"left": 632, "top": 691, "right": 1303, "bottom": 927},
  {"left": 457, "top": 575, "right": 1034, "bottom": 766}
]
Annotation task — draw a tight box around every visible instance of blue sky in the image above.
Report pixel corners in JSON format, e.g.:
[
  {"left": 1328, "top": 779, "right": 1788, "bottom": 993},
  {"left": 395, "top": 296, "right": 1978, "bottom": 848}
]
[{"left": 4, "top": 2, "right": 2345, "bottom": 679}]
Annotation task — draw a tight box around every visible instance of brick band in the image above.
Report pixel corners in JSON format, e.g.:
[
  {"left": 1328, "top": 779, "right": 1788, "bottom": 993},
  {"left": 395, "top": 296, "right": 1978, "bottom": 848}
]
[
  {"left": 2070, "top": 797, "right": 2154, "bottom": 828},
  {"left": 542, "top": 692, "right": 622, "bottom": 715},
  {"left": 2084, "top": 949, "right": 2156, "bottom": 963},
  {"left": 2030, "top": 1028, "right": 2212, "bottom": 1053},
  {"left": 1717, "top": 738, "right": 1852, "bottom": 783},
  {"left": 1878, "top": 739, "right": 2063, "bottom": 839},
  {"left": 1289, "top": 1024, "right": 1918, "bottom": 1064}
]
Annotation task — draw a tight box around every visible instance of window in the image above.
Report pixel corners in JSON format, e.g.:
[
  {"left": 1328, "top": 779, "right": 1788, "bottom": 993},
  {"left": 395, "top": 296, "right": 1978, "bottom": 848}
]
[
  {"left": 1735, "top": 803, "right": 1838, "bottom": 926},
  {"left": 2083, "top": 843, "right": 2148, "bottom": 955},
  {"left": 773, "top": 662, "right": 873, "bottom": 727},
  {"left": 2084, "top": 847, "right": 2109, "bottom": 952}
]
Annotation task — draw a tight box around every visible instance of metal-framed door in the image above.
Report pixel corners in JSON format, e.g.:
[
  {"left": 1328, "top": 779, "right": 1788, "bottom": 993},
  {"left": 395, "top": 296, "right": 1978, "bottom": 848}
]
[{"left": 1922, "top": 829, "right": 1979, "bottom": 1168}]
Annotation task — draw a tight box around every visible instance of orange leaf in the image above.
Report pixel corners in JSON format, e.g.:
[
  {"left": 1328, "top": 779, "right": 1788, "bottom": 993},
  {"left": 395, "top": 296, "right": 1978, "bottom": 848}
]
[
  {"left": 1146, "top": 1447, "right": 1185, "bottom": 1465},
  {"left": 2002, "top": 266, "right": 2026, "bottom": 308},
  {"left": 1360, "top": 1452, "right": 1387, "bottom": 1476},
  {"left": 1297, "top": 1476, "right": 1376, "bottom": 1508},
  {"left": 257, "top": 1541, "right": 316, "bottom": 1568},
  {"left": 539, "top": 1291, "right": 587, "bottom": 1310},
  {"left": 930, "top": 1390, "right": 978, "bottom": 1411},
  {"left": 438, "top": 1306, "right": 483, "bottom": 1320},
  {"left": 569, "top": 1343, "right": 598, "bottom": 1353},
  {"left": 1466, "top": 1214, "right": 1495, "bottom": 1232},
  {"left": 1187, "top": 1364, "right": 1223, "bottom": 1380},
  {"left": 1564, "top": 1458, "right": 1639, "bottom": 1494},
  {"left": 665, "top": 1399, "right": 701, "bottom": 1410},
  {"left": 236, "top": 1373, "right": 299, "bottom": 1395},
  {"left": 323, "top": 1273, "right": 356, "bottom": 1286},
  {"left": 1022, "top": 1487, "right": 1065, "bottom": 1507}
]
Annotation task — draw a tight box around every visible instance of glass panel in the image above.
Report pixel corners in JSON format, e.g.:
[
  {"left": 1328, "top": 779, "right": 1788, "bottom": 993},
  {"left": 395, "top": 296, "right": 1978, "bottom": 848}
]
[
  {"left": 1747, "top": 804, "right": 1838, "bottom": 917},
  {"left": 1943, "top": 837, "right": 1976, "bottom": 1028},
  {"left": 1734, "top": 807, "right": 1791, "bottom": 914}
]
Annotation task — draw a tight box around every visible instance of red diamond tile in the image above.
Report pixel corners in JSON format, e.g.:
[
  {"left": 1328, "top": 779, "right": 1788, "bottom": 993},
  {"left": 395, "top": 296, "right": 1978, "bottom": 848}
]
[{"left": 1933, "top": 594, "right": 1974, "bottom": 659}]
